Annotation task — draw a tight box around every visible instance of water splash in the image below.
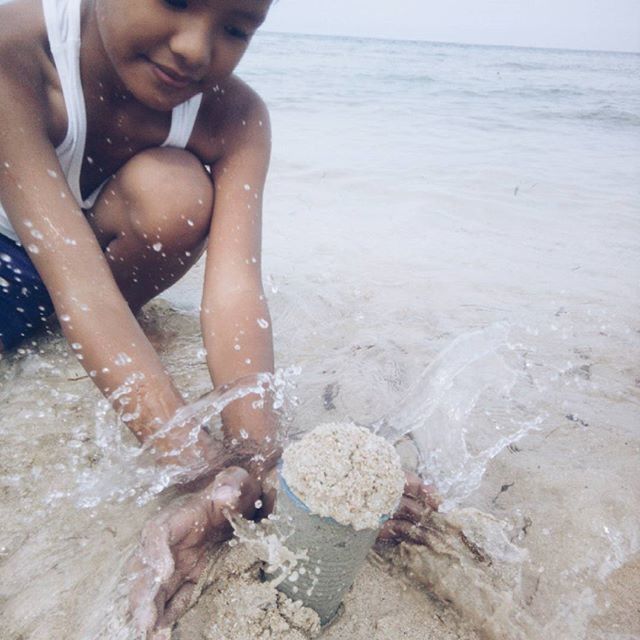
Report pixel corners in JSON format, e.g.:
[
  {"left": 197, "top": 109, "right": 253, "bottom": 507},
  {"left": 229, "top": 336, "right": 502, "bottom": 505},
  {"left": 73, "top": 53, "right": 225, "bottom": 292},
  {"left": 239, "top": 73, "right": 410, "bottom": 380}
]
[
  {"left": 372, "top": 323, "right": 544, "bottom": 509},
  {"left": 68, "top": 366, "right": 301, "bottom": 510}
]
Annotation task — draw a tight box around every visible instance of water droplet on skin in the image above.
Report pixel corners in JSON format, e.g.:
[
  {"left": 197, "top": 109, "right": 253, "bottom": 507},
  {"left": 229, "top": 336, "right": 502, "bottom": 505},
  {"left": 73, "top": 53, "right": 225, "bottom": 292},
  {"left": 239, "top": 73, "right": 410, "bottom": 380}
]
[
  {"left": 60, "top": 314, "right": 71, "bottom": 322},
  {"left": 244, "top": 358, "right": 252, "bottom": 365},
  {"left": 30, "top": 229, "right": 43, "bottom": 239},
  {"left": 114, "top": 352, "right": 132, "bottom": 366},
  {"left": 243, "top": 184, "right": 251, "bottom": 191},
  {"left": 257, "top": 318, "right": 269, "bottom": 329},
  {"left": 71, "top": 342, "right": 82, "bottom": 350},
  {"left": 187, "top": 219, "right": 195, "bottom": 226},
  {"left": 27, "top": 244, "right": 40, "bottom": 254},
  {"left": 152, "top": 242, "right": 162, "bottom": 252},
  {"left": 24, "top": 220, "right": 33, "bottom": 228},
  {"left": 3, "top": 161, "right": 10, "bottom": 168},
  {"left": 240, "top": 429, "right": 249, "bottom": 439},
  {"left": 234, "top": 344, "right": 241, "bottom": 351},
  {"left": 47, "top": 169, "right": 58, "bottom": 178}
]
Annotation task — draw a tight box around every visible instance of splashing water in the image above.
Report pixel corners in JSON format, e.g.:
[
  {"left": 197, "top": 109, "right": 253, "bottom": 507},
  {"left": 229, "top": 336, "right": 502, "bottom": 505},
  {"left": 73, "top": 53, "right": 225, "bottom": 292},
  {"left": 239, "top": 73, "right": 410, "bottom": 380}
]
[
  {"left": 373, "top": 323, "right": 544, "bottom": 510},
  {"left": 69, "top": 366, "right": 301, "bottom": 510}
]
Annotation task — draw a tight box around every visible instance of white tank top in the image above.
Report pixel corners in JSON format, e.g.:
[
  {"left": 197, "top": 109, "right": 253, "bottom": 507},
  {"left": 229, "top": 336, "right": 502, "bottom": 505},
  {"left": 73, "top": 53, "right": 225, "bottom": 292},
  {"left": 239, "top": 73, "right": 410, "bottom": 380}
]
[{"left": 0, "top": 0, "right": 203, "bottom": 243}]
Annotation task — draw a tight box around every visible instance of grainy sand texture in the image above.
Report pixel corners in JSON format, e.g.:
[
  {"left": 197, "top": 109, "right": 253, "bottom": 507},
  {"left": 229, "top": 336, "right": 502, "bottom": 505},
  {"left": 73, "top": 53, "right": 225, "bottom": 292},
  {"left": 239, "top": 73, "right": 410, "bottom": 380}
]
[{"left": 281, "top": 421, "right": 405, "bottom": 529}]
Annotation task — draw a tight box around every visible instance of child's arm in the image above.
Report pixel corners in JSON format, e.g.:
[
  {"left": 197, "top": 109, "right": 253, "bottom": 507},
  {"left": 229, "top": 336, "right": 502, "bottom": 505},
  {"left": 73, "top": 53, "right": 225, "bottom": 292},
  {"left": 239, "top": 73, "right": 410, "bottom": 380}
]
[
  {"left": 202, "top": 95, "right": 279, "bottom": 476},
  {"left": 0, "top": 41, "right": 188, "bottom": 448}
]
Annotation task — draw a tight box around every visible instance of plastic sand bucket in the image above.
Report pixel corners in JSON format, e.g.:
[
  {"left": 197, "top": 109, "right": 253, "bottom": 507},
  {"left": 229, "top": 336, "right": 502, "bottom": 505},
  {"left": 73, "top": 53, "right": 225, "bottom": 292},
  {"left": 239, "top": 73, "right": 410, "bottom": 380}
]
[{"left": 271, "top": 470, "right": 388, "bottom": 625}]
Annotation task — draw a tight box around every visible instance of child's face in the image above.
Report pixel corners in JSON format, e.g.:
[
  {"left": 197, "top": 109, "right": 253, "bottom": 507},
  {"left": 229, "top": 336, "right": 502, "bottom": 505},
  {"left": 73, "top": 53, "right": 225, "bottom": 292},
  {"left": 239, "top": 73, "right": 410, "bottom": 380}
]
[{"left": 95, "top": 0, "right": 272, "bottom": 110}]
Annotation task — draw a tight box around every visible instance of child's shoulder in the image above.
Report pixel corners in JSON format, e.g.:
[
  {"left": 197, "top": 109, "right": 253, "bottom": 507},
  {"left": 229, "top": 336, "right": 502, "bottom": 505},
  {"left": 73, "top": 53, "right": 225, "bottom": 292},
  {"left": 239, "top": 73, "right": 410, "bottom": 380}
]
[
  {"left": 0, "top": 0, "right": 48, "bottom": 67},
  {"left": 0, "top": 0, "right": 52, "bottom": 107},
  {"left": 192, "top": 74, "right": 270, "bottom": 165}
]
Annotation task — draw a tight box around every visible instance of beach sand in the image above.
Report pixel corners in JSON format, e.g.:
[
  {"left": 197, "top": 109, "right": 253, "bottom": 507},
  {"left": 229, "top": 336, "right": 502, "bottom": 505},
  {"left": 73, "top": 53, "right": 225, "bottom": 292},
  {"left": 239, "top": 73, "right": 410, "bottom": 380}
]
[{"left": 1, "top": 301, "right": 638, "bottom": 639}]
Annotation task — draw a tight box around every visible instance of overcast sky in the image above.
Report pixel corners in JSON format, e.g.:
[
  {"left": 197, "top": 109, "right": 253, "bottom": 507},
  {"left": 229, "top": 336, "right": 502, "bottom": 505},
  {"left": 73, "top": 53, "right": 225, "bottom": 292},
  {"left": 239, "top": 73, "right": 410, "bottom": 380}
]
[{"left": 263, "top": 0, "right": 640, "bottom": 53}]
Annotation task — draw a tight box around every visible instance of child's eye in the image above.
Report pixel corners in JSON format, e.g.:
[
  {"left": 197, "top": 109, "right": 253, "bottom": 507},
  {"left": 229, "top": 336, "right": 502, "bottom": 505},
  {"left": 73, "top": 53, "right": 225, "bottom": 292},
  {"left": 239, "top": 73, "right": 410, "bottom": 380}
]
[
  {"left": 163, "top": 0, "right": 188, "bottom": 10},
  {"left": 225, "top": 25, "right": 249, "bottom": 41}
]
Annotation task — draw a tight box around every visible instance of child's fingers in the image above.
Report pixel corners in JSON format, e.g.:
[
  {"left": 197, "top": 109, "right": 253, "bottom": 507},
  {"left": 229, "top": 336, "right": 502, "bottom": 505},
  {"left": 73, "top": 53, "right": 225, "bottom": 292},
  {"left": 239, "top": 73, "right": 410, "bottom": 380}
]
[
  {"left": 139, "top": 526, "right": 175, "bottom": 583},
  {"left": 157, "top": 580, "right": 197, "bottom": 629},
  {"left": 376, "top": 518, "right": 429, "bottom": 547},
  {"left": 393, "top": 494, "right": 427, "bottom": 524},
  {"left": 403, "top": 471, "right": 441, "bottom": 511},
  {"left": 207, "top": 466, "right": 261, "bottom": 526},
  {"left": 128, "top": 563, "right": 161, "bottom": 636},
  {"left": 128, "top": 523, "right": 174, "bottom": 635}
]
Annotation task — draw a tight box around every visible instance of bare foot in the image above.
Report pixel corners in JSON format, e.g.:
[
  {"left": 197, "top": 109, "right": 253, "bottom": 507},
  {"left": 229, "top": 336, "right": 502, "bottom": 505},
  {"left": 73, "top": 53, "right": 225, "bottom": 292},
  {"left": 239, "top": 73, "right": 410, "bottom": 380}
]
[{"left": 128, "top": 466, "right": 261, "bottom": 638}]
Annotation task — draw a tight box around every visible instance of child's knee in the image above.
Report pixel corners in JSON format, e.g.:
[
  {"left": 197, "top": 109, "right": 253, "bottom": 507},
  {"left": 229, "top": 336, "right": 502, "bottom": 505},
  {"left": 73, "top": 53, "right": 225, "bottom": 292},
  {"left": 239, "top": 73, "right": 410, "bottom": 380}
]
[{"left": 117, "top": 148, "right": 214, "bottom": 249}]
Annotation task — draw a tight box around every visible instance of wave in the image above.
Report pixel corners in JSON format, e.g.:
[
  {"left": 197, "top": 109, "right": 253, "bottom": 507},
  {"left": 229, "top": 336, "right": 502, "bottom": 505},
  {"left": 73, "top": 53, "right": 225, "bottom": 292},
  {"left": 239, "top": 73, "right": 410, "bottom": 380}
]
[{"left": 531, "top": 105, "right": 640, "bottom": 127}]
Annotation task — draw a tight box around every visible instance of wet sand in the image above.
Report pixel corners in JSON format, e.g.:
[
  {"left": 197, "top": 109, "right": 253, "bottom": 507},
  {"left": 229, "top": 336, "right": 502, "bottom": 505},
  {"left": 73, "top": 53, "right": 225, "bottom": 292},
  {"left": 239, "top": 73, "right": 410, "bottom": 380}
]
[{"left": 1, "top": 301, "right": 639, "bottom": 639}]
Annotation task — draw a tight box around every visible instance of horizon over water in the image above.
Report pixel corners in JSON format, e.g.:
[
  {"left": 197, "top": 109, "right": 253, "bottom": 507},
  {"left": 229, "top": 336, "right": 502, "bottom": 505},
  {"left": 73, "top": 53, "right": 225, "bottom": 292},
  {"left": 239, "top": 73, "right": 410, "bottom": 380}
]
[{"left": 262, "top": 28, "right": 640, "bottom": 56}]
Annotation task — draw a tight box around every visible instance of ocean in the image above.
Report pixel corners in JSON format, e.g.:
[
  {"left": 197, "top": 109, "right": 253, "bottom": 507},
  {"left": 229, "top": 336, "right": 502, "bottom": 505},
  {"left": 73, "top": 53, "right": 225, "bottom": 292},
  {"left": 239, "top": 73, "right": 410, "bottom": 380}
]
[{"left": 1, "top": 32, "right": 639, "bottom": 639}]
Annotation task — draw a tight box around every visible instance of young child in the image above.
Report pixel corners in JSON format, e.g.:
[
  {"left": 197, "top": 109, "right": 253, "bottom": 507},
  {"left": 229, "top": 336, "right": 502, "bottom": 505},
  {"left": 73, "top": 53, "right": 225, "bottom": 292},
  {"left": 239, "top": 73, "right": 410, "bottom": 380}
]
[
  {"left": 0, "top": 1, "right": 438, "bottom": 633},
  {"left": 0, "top": 0, "right": 278, "bottom": 467}
]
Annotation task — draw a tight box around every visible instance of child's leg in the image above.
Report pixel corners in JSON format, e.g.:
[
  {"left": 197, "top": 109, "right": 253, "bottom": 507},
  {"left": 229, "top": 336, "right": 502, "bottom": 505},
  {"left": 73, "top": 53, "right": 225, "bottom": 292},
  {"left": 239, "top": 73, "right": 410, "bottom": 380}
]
[{"left": 86, "top": 147, "right": 214, "bottom": 313}]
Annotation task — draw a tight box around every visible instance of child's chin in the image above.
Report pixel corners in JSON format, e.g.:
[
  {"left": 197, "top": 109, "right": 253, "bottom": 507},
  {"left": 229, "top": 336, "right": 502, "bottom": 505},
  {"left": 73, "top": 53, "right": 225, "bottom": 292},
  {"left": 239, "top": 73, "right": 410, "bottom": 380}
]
[{"left": 134, "top": 87, "right": 189, "bottom": 113}]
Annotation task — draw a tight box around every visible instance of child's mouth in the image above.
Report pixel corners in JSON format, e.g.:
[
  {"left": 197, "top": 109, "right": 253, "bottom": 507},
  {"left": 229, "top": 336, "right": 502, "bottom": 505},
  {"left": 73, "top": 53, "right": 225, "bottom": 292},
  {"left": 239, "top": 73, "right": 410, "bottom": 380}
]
[{"left": 148, "top": 59, "right": 194, "bottom": 90}]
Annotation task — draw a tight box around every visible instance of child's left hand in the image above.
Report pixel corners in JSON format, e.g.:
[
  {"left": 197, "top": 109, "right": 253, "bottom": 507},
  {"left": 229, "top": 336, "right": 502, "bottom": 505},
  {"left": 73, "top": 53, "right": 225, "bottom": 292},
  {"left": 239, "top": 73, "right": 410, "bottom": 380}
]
[
  {"left": 127, "top": 467, "right": 261, "bottom": 639},
  {"left": 376, "top": 471, "right": 441, "bottom": 546}
]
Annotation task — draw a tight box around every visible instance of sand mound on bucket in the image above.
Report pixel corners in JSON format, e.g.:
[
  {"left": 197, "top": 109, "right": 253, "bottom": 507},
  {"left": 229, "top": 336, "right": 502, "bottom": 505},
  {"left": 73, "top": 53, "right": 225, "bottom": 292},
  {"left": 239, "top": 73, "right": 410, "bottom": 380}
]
[{"left": 281, "top": 422, "right": 405, "bottom": 530}]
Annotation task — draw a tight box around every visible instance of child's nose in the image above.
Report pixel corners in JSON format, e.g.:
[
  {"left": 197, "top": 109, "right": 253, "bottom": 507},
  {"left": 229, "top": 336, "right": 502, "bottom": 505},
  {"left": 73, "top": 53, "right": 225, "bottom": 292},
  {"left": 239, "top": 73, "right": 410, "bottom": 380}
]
[{"left": 169, "top": 20, "right": 213, "bottom": 74}]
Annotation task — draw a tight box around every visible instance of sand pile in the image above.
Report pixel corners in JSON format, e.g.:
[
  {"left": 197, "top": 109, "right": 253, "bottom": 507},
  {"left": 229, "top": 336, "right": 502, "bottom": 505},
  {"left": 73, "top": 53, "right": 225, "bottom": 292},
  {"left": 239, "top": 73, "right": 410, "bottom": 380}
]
[
  {"left": 174, "top": 545, "right": 321, "bottom": 640},
  {"left": 281, "top": 422, "right": 405, "bottom": 529}
]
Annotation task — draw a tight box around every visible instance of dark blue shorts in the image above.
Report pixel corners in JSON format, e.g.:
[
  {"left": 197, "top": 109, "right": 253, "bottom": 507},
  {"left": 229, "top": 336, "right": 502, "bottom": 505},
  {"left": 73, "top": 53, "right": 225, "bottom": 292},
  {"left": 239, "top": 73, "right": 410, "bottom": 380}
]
[{"left": 0, "top": 233, "right": 55, "bottom": 351}]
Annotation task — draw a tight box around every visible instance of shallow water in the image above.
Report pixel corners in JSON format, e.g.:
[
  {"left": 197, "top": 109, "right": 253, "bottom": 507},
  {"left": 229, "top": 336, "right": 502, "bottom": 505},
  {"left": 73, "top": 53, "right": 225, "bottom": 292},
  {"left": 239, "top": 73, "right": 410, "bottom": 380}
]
[{"left": 1, "top": 34, "right": 639, "bottom": 639}]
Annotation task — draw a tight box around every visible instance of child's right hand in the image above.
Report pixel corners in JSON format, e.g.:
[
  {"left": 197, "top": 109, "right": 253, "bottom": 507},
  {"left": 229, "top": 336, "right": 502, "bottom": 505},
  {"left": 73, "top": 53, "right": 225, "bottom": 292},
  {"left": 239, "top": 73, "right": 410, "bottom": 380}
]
[{"left": 127, "top": 466, "right": 261, "bottom": 638}]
